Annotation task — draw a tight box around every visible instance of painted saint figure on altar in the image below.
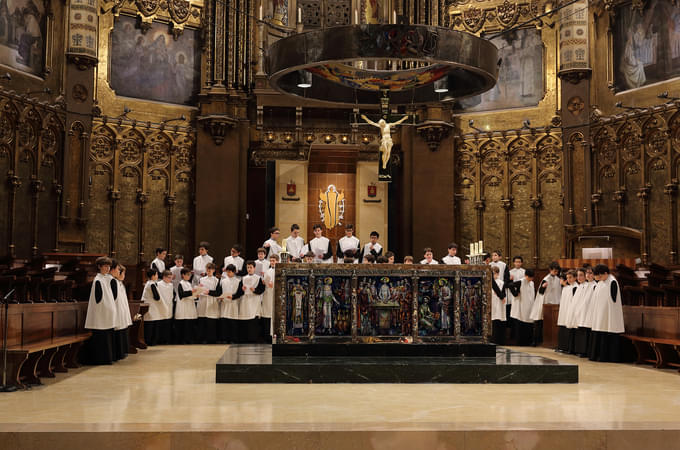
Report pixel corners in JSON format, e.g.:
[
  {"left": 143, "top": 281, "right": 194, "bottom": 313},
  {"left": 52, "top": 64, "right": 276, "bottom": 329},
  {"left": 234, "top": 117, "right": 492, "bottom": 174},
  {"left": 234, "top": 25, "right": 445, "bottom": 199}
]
[
  {"left": 292, "top": 280, "right": 305, "bottom": 331},
  {"left": 317, "top": 277, "right": 339, "bottom": 331},
  {"left": 361, "top": 114, "right": 409, "bottom": 169},
  {"left": 438, "top": 280, "right": 452, "bottom": 332}
]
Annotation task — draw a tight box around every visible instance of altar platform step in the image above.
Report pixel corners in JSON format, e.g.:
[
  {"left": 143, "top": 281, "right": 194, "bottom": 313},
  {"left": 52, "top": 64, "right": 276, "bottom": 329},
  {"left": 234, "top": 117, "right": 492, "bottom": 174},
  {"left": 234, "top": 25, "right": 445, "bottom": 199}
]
[{"left": 215, "top": 344, "right": 578, "bottom": 384}]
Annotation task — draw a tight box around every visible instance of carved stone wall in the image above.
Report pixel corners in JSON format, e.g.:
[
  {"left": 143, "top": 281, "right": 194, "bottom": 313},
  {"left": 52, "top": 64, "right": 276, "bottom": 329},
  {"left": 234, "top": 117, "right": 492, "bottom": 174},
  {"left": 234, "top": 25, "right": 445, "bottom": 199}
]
[{"left": 86, "top": 120, "right": 195, "bottom": 265}]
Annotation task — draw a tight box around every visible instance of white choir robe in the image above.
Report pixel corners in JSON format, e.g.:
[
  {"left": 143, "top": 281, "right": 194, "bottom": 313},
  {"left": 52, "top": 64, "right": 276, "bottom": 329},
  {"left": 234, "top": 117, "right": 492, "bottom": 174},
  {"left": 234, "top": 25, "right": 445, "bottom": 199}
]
[
  {"left": 513, "top": 278, "right": 536, "bottom": 323},
  {"left": 576, "top": 281, "right": 597, "bottom": 328},
  {"left": 360, "top": 242, "right": 383, "bottom": 261},
  {"left": 85, "top": 273, "right": 118, "bottom": 330},
  {"left": 263, "top": 238, "right": 282, "bottom": 258},
  {"left": 556, "top": 283, "right": 577, "bottom": 326},
  {"left": 285, "top": 236, "right": 306, "bottom": 259},
  {"left": 114, "top": 279, "right": 133, "bottom": 330},
  {"left": 542, "top": 274, "right": 562, "bottom": 304},
  {"left": 142, "top": 280, "right": 169, "bottom": 322},
  {"left": 309, "top": 237, "right": 333, "bottom": 263},
  {"left": 491, "top": 278, "right": 506, "bottom": 321},
  {"left": 240, "top": 274, "right": 264, "bottom": 320},
  {"left": 507, "top": 267, "right": 525, "bottom": 307},
  {"left": 262, "top": 268, "right": 275, "bottom": 336},
  {"left": 590, "top": 275, "right": 625, "bottom": 334},
  {"left": 170, "top": 265, "right": 183, "bottom": 295},
  {"left": 175, "top": 280, "right": 198, "bottom": 320},
  {"left": 420, "top": 259, "right": 439, "bottom": 264},
  {"left": 219, "top": 276, "right": 241, "bottom": 320},
  {"left": 337, "top": 236, "right": 360, "bottom": 262},
  {"left": 222, "top": 255, "right": 244, "bottom": 279},
  {"left": 255, "top": 258, "right": 270, "bottom": 278},
  {"left": 197, "top": 275, "right": 221, "bottom": 319},
  {"left": 157, "top": 280, "right": 175, "bottom": 320},
  {"left": 442, "top": 255, "right": 462, "bottom": 265},
  {"left": 192, "top": 254, "right": 213, "bottom": 286},
  {"left": 151, "top": 257, "right": 166, "bottom": 274},
  {"left": 565, "top": 282, "right": 590, "bottom": 329}
]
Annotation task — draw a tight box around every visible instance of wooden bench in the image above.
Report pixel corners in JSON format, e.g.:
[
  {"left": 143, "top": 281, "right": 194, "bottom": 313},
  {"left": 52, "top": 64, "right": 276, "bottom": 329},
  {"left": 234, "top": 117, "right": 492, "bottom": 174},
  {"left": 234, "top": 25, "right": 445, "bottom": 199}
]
[
  {"left": 624, "top": 334, "right": 680, "bottom": 371},
  {"left": 5, "top": 333, "right": 92, "bottom": 388}
]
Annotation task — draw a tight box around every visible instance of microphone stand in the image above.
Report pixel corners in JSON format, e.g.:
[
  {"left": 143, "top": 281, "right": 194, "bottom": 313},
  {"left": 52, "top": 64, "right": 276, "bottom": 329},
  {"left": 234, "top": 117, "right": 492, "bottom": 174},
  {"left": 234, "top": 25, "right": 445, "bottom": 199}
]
[{"left": 1, "top": 288, "right": 17, "bottom": 392}]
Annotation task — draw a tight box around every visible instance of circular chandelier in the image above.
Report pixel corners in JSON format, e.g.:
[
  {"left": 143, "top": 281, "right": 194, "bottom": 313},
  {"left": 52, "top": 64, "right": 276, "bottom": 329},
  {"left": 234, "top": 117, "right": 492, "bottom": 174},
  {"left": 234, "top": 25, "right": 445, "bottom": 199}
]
[{"left": 267, "top": 24, "right": 499, "bottom": 107}]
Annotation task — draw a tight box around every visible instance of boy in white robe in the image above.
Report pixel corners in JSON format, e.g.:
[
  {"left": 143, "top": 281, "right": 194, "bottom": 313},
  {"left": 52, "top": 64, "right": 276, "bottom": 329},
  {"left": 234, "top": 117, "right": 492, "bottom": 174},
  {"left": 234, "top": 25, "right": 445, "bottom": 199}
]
[
  {"left": 309, "top": 224, "right": 333, "bottom": 263},
  {"left": 192, "top": 241, "right": 213, "bottom": 287},
  {"left": 218, "top": 264, "right": 244, "bottom": 343},
  {"left": 337, "top": 224, "right": 361, "bottom": 263},
  {"left": 151, "top": 247, "right": 167, "bottom": 274},
  {"left": 197, "top": 263, "right": 221, "bottom": 344},
  {"left": 490, "top": 266, "right": 507, "bottom": 345},
  {"left": 84, "top": 257, "right": 117, "bottom": 365},
  {"left": 420, "top": 247, "right": 439, "bottom": 264},
  {"left": 359, "top": 231, "right": 383, "bottom": 262},
  {"left": 254, "top": 247, "right": 270, "bottom": 278},
  {"left": 169, "top": 254, "right": 184, "bottom": 295},
  {"left": 588, "top": 264, "right": 625, "bottom": 362},
  {"left": 507, "top": 256, "right": 525, "bottom": 340},
  {"left": 239, "top": 260, "right": 266, "bottom": 342},
  {"left": 385, "top": 251, "right": 395, "bottom": 264},
  {"left": 565, "top": 268, "right": 587, "bottom": 354},
  {"left": 555, "top": 270, "right": 577, "bottom": 352},
  {"left": 530, "top": 261, "right": 561, "bottom": 345},
  {"left": 175, "top": 268, "right": 198, "bottom": 344},
  {"left": 507, "top": 269, "right": 536, "bottom": 346},
  {"left": 155, "top": 270, "right": 176, "bottom": 345},
  {"left": 574, "top": 266, "right": 596, "bottom": 356},
  {"left": 222, "top": 244, "right": 246, "bottom": 279},
  {"left": 442, "top": 243, "right": 462, "bottom": 265},
  {"left": 261, "top": 254, "right": 278, "bottom": 342},
  {"left": 285, "top": 224, "right": 306, "bottom": 260},
  {"left": 142, "top": 269, "right": 164, "bottom": 346},
  {"left": 113, "top": 264, "right": 132, "bottom": 359},
  {"left": 263, "top": 227, "right": 282, "bottom": 258}
]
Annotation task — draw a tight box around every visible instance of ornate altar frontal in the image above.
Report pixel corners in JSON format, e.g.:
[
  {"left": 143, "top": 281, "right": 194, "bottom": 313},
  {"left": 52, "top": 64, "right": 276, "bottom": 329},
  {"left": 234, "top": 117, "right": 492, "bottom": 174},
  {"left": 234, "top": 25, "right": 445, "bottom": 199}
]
[{"left": 274, "top": 263, "right": 492, "bottom": 344}]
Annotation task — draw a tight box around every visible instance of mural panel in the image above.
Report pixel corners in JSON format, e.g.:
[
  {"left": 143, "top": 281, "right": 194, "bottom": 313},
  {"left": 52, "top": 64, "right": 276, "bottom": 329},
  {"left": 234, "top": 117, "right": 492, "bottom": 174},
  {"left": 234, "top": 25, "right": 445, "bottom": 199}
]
[
  {"left": 358, "top": 275, "right": 412, "bottom": 336},
  {"left": 417, "top": 277, "right": 455, "bottom": 336},
  {"left": 313, "top": 275, "right": 352, "bottom": 336}
]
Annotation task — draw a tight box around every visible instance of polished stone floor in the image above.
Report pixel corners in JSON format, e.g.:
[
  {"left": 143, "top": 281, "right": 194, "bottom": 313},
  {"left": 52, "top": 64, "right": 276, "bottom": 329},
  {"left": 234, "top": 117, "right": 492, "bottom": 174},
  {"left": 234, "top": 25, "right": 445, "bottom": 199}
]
[{"left": 1, "top": 345, "right": 679, "bottom": 449}]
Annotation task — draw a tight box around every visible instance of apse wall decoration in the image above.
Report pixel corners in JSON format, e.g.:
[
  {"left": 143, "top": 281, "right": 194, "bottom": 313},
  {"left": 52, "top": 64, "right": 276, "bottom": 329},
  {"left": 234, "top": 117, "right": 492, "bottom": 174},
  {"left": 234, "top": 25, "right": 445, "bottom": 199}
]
[
  {"left": 456, "top": 28, "right": 544, "bottom": 112},
  {"left": 0, "top": 0, "right": 46, "bottom": 75},
  {"left": 109, "top": 15, "right": 200, "bottom": 105},
  {"left": 613, "top": 0, "right": 680, "bottom": 92}
]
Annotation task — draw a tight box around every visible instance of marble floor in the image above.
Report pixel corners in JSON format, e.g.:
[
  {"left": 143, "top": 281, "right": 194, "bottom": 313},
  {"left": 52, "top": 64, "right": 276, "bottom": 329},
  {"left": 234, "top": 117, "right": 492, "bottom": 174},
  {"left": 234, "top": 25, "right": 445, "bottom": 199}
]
[{"left": 1, "top": 345, "right": 679, "bottom": 449}]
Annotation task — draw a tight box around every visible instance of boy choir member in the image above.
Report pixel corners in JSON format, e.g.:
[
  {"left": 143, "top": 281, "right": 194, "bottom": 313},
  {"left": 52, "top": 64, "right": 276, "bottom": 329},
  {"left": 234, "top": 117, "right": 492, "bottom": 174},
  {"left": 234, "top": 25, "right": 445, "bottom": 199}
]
[
  {"left": 362, "top": 254, "right": 375, "bottom": 264},
  {"left": 555, "top": 270, "right": 577, "bottom": 352},
  {"left": 376, "top": 256, "right": 389, "bottom": 263},
  {"left": 112, "top": 263, "right": 132, "bottom": 360},
  {"left": 420, "top": 248, "right": 438, "bottom": 264},
  {"left": 151, "top": 248, "right": 167, "bottom": 274},
  {"left": 263, "top": 227, "right": 282, "bottom": 257},
  {"left": 490, "top": 266, "right": 507, "bottom": 345},
  {"left": 170, "top": 254, "right": 184, "bottom": 294},
  {"left": 441, "top": 243, "right": 462, "bottom": 265},
  {"left": 303, "top": 251, "right": 315, "bottom": 263},
  {"left": 84, "top": 257, "right": 117, "bottom": 365},
  {"left": 197, "top": 263, "right": 221, "bottom": 344},
  {"left": 573, "top": 266, "right": 596, "bottom": 356},
  {"left": 565, "top": 268, "right": 588, "bottom": 354},
  {"left": 219, "top": 265, "right": 243, "bottom": 343},
  {"left": 176, "top": 268, "right": 198, "bottom": 344},
  {"left": 239, "top": 261, "right": 266, "bottom": 342},
  {"left": 337, "top": 224, "right": 361, "bottom": 263},
  {"left": 155, "top": 270, "right": 176, "bottom": 344},
  {"left": 529, "top": 262, "right": 561, "bottom": 345},
  {"left": 261, "top": 254, "right": 278, "bottom": 342},
  {"left": 489, "top": 250, "right": 509, "bottom": 281},
  {"left": 223, "top": 244, "right": 246, "bottom": 278},
  {"left": 285, "top": 224, "right": 306, "bottom": 260},
  {"left": 192, "top": 242, "right": 214, "bottom": 286},
  {"left": 255, "top": 248, "right": 270, "bottom": 277},
  {"left": 506, "top": 256, "right": 525, "bottom": 339},
  {"left": 588, "top": 264, "right": 625, "bottom": 362},
  {"left": 309, "top": 224, "right": 333, "bottom": 263},
  {"left": 403, "top": 256, "right": 414, "bottom": 264},
  {"left": 359, "top": 231, "right": 382, "bottom": 262},
  {"left": 507, "top": 269, "right": 536, "bottom": 346},
  {"left": 385, "top": 251, "right": 395, "bottom": 264},
  {"left": 142, "top": 269, "right": 164, "bottom": 346}
]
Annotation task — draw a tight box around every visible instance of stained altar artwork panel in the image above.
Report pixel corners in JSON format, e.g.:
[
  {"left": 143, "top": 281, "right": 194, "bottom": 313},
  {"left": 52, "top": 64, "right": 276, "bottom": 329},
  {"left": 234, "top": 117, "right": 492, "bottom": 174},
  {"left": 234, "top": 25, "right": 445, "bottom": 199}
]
[
  {"left": 314, "top": 275, "right": 352, "bottom": 336},
  {"left": 417, "top": 277, "right": 455, "bottom": 336},
  {"left": 456, "top": 28, "right": 543, "bottom": 112},
  {"left": 286, "top": 276, "right": 310, "bottom": 336},
  {"left": 460, "top": 276, "right": 483, "bottom": 336},
  {"left": 357, "top": 276, "right": 412, "bottom": 336},
  {"left": 613, "top": 0, "right": 680, "bottom": 91},
  {"left": 0, "top": 0, "right": 46, "bottom": 75},
  {"left": 109, "top": 15, "right": 201, "bottom": 105}
]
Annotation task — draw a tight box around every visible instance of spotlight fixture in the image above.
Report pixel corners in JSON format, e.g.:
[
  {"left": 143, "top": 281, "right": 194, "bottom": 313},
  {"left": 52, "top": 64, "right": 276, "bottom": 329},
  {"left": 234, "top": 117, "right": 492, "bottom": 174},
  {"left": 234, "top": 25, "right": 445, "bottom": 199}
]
[
  {"left": 522, "top": 119, "right": 531, "bottom": 129},
  {"left": 658, "top": 91, "right": 680, "bottom": 101},
  {"left": 615, "top": 101, "right": 644, "bottom": 111},
  {"left": 468, "top": 119, "right": 484, "bottom": 133},
  {"left": 433, "top": 78, "right": 448, "bottom": 93},
  {"left": 305, "top": 133, "right": 315, "bottom": 144},
  {"left": 296, "top": 70, "right": 312, "bottom": 89},
  {"left": 0, "top": 73, "right": 11, "bottom": 82},
  {"left": 340, "top": 135, "right": 349, "bottom": 144}
]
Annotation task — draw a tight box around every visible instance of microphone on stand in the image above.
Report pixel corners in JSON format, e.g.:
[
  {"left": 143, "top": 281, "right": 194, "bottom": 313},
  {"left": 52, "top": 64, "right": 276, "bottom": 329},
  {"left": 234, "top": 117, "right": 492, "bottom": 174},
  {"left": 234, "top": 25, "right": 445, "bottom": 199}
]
[{"left": 1, "top": 288, "right": 17, "bottom": 392}]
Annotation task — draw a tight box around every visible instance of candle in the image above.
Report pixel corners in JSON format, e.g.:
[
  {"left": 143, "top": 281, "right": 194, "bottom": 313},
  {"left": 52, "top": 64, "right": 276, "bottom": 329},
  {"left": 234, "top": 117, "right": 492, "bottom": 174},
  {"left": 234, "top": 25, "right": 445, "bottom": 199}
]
[
  {"left": 259, "top": 5, "right": 263, "bottom": 20},
  {"left": 393, "top": 10, "right": 397, "bottom": 24},
  {"left": 472, "top": 242, "right": 477, "bottom": 255},
  {"left": 479, "top": 240, "right": 483, "bottom": 254},
  {"left": 298, "top": 7, "right": 302, "bottom": 23},
  {"left": 355, "top": 9, "right": 358, "bottom": 24}
]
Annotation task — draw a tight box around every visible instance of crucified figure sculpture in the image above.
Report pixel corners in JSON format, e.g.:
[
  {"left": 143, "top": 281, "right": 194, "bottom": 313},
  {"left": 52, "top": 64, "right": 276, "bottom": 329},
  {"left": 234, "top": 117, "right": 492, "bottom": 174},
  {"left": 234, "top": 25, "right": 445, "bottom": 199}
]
[{"left": 361, "top": 114, "right": 410, "bottom": 169}]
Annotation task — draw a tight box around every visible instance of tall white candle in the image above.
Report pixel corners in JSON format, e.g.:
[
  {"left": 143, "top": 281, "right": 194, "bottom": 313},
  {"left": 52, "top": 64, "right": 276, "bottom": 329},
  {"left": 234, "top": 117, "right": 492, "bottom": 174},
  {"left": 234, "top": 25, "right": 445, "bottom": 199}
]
[
  {"left": 472, "top": 242, "right": 477, "bottom": 255},
  {"left": 259, "top": 5, "right": 263, "bottom": 20},
  {"left": 355, "top": 9, "right": 358, "bottom": 24},
  {"left": 479, "top": 240, "right": 483, "bottom": 254},
  {"left": 393, "top": 10, "right": 397, "bottom": 24},
  {"left": 298, "top": 7, "right": 302, "bottom": 23}
]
